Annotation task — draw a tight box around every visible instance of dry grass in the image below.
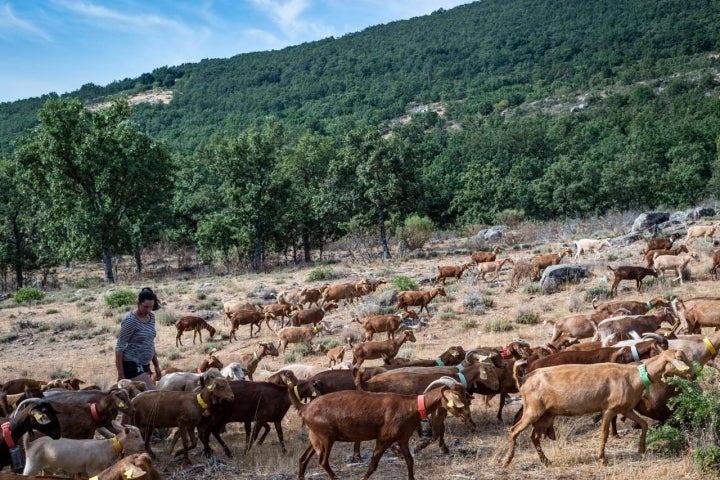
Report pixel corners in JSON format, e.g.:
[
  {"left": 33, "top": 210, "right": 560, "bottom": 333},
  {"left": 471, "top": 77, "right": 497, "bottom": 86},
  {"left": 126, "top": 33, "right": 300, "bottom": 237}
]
[{"left": 1, "top": 228, "right": 718, "bottom": 479}]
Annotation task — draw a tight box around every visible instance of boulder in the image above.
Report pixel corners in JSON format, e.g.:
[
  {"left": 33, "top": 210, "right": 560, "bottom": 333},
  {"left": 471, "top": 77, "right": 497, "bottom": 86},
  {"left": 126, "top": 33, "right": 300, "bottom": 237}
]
[
  {"left": 690, "top": 207, "right": 716, "bottom": 219},
  {"left": 631, "top": 212, "right": 670, "bottom": 233},
  {"left": 540, "top": 265, "right": 590, "bottom": 293},
  {"left": 608, "top": 232, "right": 642, "bottom": 246}
]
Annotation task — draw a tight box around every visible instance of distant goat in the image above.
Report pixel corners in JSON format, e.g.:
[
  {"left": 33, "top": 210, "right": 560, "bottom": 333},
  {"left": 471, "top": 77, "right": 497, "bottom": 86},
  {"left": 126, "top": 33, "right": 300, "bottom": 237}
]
[
  {"left": 573, "top": 238, "right": 609, "bottom": 259},
  {"left": 175, "top": 316, "right": 216, "bottom": 347},
  {"left": 607, "top": 265, "right": 657, "bottom": 296}
]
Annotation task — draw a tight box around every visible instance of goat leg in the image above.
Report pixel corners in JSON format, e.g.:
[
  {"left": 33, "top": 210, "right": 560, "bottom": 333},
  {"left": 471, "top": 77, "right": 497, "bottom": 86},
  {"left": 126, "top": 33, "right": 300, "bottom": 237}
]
[
  {"left": 298, "top": 444, "right": 316, "bottom": 480},
  {"left": 364, "top": 441, "right": 393, "bottom": 480}
]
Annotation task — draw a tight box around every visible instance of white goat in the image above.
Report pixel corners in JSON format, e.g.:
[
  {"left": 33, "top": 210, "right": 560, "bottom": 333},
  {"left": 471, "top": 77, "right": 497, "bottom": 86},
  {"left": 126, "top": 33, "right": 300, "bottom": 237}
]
[
  {"left": 653, "top": 253, "right": 698, "bottom": 284},
  {"left": 573, "top": 238, "right": 609, "bottom": 259},
  {"left": 220, "top": 362, "right": 246, "bottom": 381},
  {"left": 156, "top": 368, "right": 221, "bottom": 391},
  {"left": 23, "top": 425, "right": 144, "bottom": 477}
]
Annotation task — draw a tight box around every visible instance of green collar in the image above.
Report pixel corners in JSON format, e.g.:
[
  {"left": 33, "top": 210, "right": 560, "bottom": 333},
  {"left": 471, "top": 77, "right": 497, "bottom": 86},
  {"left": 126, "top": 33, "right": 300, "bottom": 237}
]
[
  {"left": 436, "top": 358, "right": 445, "bottom": 367},
  {"left": 646, "top": 300, "right": 652, "bottom": 311},
  {"left": 638, "top": 364, "right": 652, "bottom": 395}
]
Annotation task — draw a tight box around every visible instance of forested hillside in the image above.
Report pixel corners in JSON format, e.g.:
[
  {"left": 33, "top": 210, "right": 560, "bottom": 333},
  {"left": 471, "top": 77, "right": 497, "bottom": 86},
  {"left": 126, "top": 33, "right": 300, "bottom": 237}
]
[{"left": 2, "top": 0, "right": 720, "bottom": 285}]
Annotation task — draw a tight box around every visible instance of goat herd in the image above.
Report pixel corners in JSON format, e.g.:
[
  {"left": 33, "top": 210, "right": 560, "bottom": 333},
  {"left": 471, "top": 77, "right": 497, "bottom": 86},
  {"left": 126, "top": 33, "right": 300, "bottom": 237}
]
[{"left": 2, "top": 223, "right": 720, "bottom": 479}]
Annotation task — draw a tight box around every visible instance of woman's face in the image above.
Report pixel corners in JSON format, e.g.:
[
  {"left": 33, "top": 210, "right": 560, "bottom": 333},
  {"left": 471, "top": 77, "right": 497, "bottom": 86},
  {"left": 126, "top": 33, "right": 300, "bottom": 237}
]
[{"left": 137, "top": 299, "right": 155, "bottom": 316}]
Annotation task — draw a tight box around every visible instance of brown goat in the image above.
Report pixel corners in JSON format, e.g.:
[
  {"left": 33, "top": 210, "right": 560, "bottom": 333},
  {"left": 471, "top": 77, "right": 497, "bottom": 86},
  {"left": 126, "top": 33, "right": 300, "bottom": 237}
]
[
  {"left": 196, "top": 353, "right": 223, "bottom": 373},
  {"left": 175, "top": 316, "right": 216, "bottom": 347},
  {"left": 229, "top": 308, "right": 268, "bottom": 341},
  {"left": 222, "top": 300, "right": 256, "bottom": 326},
  {"left": 222, "top": 341, "right": 280, "bottom": 380},
  {"left": 93, "top": 452, "right": 162, "bottom": 480},
  {"left": 289, "top": 302, "right": 339, "bottom": 327},
  {"left": 470, "top": 245, "right": 503, "bottom": 264},
  {"left": 315, "top": 344, "right": 347, "bottom": 367},
  {"left": 711, "top": 249, "right": 720, "bottom": 280},
  {"left": 672, "top": 297, "right": 720, "bottom": 333},
  {"left": 643, "top": 234, "right": 681, "bottom": 254},
  {"left": 277, "top": 324, "right": 327, "bottom": 353},
  {"left": 502, "top": 349, "right": 695, "bottom": 467},
  {"left": 352, "top": 330, "right": 416, "bottom": 368},
  {"left": 530, "top": 248, "right": 573, "bottom": 280},
  {"left": 434, "top": 263, "right": 472, "bottom": 285},
  {"left": 321, "top": 282, "right": 365, "bottom": 304},
  {"left": 592, "top": 296, "right": 670, "bottom": 316},
  {"left": 1, "top": 378, "right": 47, "bottom": 395},
  {"left": 263, "top": 303, "right": 300, "bottom": 329},
  {"left": 476, "top": 257, "right": 514, "bottom": 282},
  {"left": 355, "top": 310, "right": 418, "bottom": 341},
  {"left": 607, "top": 265, "right": 657, "bottom": 296},
  {"left": 46, "top": 388, "right": 134, "bottom": 439},
  {"left": 292, "top": 383, "right": 473, "bottom": 480},
  {"left": 595, "top": 311, "right": 676, "bottom": 346},
  {"left": 546, "top": 311, "right": 607, "bottom": 342},
  {"left": 396, "top": 287, "right": 446, "bottom": 316},
  {"left": 643, "top": 245, "right": 689, "bottom": 268}
]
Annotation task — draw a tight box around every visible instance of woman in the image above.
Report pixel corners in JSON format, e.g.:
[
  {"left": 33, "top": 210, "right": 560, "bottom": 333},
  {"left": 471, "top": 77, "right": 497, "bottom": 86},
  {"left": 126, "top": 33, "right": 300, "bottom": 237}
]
[{"left": 115, "top": 287, "right": 162, "bottom": 390}]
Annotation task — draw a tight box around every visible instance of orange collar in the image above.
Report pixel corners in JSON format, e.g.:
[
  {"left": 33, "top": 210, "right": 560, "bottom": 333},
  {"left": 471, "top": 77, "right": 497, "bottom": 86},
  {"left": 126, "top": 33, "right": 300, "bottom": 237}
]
[
  {"left": 417, "top": 395, "right": 428, "bottom": 420},
  {"left": 501, "top": 347, "right": 510, "bottom": 359},
  {"left": 1, "top": 422, "right": 15, "bottom": 448},
  {"left": 90, "top": 403, "right": 101, "bottom": 422}
]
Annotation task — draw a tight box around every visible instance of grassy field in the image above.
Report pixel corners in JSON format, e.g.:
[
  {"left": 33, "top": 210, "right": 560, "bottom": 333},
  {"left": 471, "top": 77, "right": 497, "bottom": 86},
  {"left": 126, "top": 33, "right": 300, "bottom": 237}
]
[{"left": 1, "top": 221, "right": 718, "bottom": 479}]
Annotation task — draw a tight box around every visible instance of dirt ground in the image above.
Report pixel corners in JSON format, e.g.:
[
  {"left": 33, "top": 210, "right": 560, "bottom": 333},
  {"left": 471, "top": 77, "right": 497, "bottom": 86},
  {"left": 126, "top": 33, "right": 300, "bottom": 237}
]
[{"left": 0, "top": 230, "right": 718, "bottom": 479}]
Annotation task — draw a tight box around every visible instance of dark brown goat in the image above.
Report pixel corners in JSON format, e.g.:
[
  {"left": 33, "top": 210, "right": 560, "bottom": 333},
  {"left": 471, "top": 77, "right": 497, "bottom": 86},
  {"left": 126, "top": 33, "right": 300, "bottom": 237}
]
[
  {"left": 291, "top": 383, "right": 473, "bottom": 480},
  {"left": 643, "top": 233, "right": 681, "bottom": 254},
  {"left": 197, "top": 372, "right": 299, "bottom": 456},
  {"left": 174, "top": 316, "right": 216, "bottom": 347},
  {"left": 0, "top": 399, "right": 61, "bottom": 472},
  {"left": 289, "top": 302, "right": 338, "bottom": 327},
  {"left": 396, "top": 287, "right": 446, "bottom": 316},
  {"left": 1, "top": 378, "right": 46, "bottom": 395},
  {"left": 608, "top": 265, "right": 658, "bottom": 296},
  {"left": 46, "top": 388, "right": 134, "bottom": 439},
  {"left": 352, "top": 330, "right": 416, "bottom": 368},
  {"left": 228, "top": 309, "right": 268, "bottom": 340}
]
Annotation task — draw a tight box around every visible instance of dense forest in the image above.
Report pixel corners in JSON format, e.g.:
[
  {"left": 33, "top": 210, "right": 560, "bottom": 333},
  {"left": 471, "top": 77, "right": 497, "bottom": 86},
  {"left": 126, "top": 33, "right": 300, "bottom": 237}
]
[{"left": 2, "top": 0, "right": 720, "bottom": 285}]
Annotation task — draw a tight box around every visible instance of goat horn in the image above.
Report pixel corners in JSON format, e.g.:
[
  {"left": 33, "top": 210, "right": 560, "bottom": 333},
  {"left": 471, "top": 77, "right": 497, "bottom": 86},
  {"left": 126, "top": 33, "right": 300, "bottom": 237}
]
[
  {"left": 642, "top": 332, "right": 665, "bottom": 342},
  {"left": 464, "top": 349, "right": 481, "bottom": 360},
  {"left": 11, "top": 398, "right": 45, "bottom": 417},
  {"left": 424, "top": 377, "right": 459, "bottom": 393}
]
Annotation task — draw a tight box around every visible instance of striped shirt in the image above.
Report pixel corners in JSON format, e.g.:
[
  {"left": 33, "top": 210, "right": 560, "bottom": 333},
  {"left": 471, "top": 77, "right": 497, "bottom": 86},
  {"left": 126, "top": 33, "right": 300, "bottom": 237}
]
[{"left": 115, "top": 312, "right": 157, "bottom": 365}]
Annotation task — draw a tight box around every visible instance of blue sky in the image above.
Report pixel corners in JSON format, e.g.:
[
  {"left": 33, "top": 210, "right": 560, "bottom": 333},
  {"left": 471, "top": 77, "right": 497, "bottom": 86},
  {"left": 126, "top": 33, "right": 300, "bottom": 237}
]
[{"left": 0, "top": 0, "right": 472, "bottom": 103}]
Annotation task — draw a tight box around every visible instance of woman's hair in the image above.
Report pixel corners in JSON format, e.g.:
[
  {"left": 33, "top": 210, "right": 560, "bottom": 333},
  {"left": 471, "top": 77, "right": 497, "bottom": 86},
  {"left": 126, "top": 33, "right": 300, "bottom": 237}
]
[{"left": 138, "top": 287, "right": 161, "bottom": 311}]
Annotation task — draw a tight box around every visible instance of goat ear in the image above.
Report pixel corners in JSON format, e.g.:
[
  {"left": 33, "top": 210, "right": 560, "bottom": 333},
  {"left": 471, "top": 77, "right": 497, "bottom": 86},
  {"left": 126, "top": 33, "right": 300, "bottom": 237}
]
[{"left": 31, "top": 410, "right": 51, "bottom": 425}]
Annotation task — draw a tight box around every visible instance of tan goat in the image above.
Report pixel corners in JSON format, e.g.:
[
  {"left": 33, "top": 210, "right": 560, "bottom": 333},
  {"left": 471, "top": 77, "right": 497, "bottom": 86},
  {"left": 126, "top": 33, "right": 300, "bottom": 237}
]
[
  {"left": 530, "top": 248, "right": 573, "bottom": 280},
  {"left": 573, "top": 238, "right": 609, "bottom": 259},
  {"left": 653, "top": 252, "right": 698, "bottom": 284},
  {"left": 396, "top": 287, "right": 446, "bottom": 316},
  {"left": 476, "top": 257, "right": 514, "bottom": 282},
  {"left": 502, "top": 349, "right": 695, "bottom": 467},
  {"left": 711, "top": 249, "right": 720, "bottom": 280},
  {"left": 351, "top": 330, "right": 417, "bottom": 368},
  {"left": 671, "top": 297, "right": 720, "bottom": 333},
  {"left": 686, "top": 224, "right": 717, "bottom": 244},
  {"left": 277, "top": 324, "right": 327, "bottom": 353},
  {"left": 470, "top": 245, "right": 503, "bottom": 264},
  {"left": 434, "top": 263, "right": 473, "bottom": 285}
]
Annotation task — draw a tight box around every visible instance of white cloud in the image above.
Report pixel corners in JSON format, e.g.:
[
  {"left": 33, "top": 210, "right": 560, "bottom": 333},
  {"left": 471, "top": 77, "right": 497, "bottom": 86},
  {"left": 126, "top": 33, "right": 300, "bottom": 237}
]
[
  {"left": 0, "top": 3, "right": 52, "bottom": 42},
  {"left": 249, "top": 0, "right": 315, "bottom": 38}
]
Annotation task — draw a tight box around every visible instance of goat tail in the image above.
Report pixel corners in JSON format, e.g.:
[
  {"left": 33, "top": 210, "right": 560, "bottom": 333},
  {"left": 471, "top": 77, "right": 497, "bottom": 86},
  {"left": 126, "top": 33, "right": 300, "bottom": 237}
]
[
  {"left": 352, "top": 366, "right": 366, "bottom": 392},
  {"left": 591, "top": 297, "right": 599, "bottom": 310},
  {"left": 607, "top": 265, "right": 615, "bottom": 272},
  {"left": 512, "top": 360, "right": 528, "bottom": 389}
]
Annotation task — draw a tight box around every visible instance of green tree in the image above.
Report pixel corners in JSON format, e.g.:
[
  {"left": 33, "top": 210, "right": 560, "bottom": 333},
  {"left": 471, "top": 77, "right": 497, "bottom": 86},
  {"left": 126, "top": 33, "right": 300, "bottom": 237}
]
[{"left": 18, "top": 98, "right": 173, "bottom": 283}]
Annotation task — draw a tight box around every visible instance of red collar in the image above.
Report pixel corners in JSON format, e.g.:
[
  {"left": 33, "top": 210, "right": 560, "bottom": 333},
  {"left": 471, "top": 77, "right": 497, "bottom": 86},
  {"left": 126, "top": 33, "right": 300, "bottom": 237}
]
[
  {"left": 417, "top": 395, "right": 428, "bottom": 420},
  {"left": 501, "top": 347, "right": 510, "bottom": 359},
  {"left": 546, "top": 344, "right": 558, "bottom": 353},
  {"left": 1, "top": 422, "right": 15, "bottom": 448},
  {"left": 90, "top": 403, "right": 101, "bottom": 422}
]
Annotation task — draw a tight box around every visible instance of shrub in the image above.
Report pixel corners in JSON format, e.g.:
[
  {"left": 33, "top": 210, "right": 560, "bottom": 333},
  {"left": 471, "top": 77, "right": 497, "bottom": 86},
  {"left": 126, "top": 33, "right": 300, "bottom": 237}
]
[
  {"left": 525, "top": 282, "right": 542, "bottom": 294},
  {"left": 45, "top": 309, "right": 59, "bottom": 315},
  {"left": 485, "top": 318, "right": 513, "bottom": 332},
  {"left": 393, "top": 275, "right": 418, "bottom": 291},
  {"left": 199, "top": 342, "right": 223, "bottom": 354},
  {"left": 306, "top": 266, "right": 335, "bottom": 282},
  {"left": 156, "top": 311, "right": 177, "bottom": 327},
  {"left": 515, "top": 311, "right": 541, "bottom": 325},
  {"left": 52, "top": 320, "right": 76, "bottom": 332},
  {"left": 14, "top": 287, "right": 45, "bottom": 304},
  {"left": 293, "top": 344, "right": 312, "bottom": 357},
  {"left": 647, "top": 425, "right": 686, "bottom": 455},
  {"left": 437, "top": 311, "right": 455, "bottom": 320},
  {"left": 462, "top": 295, "right": 486, "bottom": 315},
  {"left": 397, "top": 214, "right": 435, "bottom": 251},
  {"left": 496, "top": 209, "right": 524, "bottom": 227},
  {"left": 104, "top": 289, "right": 136, "bottom": 309},
  {"left": 694, "top": 446, "right": 720, "bottom": 475},
  {"left": 0, "top": 333, "right": 18, "bottom": 343},
  {"left": 584, "top": 284, "right": 612, "bottom": 302},
  {"left": 460, "top": 319, "right": 477, "bottom": 329},
  {"left": 482, "top": 296, "right": 494, "bottom": 308}
]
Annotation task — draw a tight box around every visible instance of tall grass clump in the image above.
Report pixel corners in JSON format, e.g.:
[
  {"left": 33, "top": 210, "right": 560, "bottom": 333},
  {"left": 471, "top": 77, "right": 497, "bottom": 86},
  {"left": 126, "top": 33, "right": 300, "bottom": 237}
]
[
  {"left": 14, "top": 287, "right": 45, "bottom": 304},
  {"left": 306, "top": 266, "right": 335, "bottom": 282},
  {"left": 397, "top": 214, "right": 434, "bottom": 251},
  {"left": 104, "top": 289, "right": 136, "bottom": 309},
  {"left": 485, "top": 318, "right": 513, "bottom": 333},
  {"left": 583, "top": 284, "right": 612, "bottom": 302},
  {"left": 393, "top": 275, "right": 418, "bottom": 291}
]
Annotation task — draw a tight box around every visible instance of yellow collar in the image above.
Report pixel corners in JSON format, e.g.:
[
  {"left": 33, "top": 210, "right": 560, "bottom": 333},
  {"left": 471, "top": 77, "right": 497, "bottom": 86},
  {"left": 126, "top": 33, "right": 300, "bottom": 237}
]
[
  {"left": 704, "top": 337, "right": 717, "bottom": 356},
  {"left": 112, "top": 436, "right": 123, "bottom": 454},
  {"left": 197, "top": 393, "right": 209, "bottom": 409},
  {"left": 293, "top": 385, "right": 302, "bottom": 402}
]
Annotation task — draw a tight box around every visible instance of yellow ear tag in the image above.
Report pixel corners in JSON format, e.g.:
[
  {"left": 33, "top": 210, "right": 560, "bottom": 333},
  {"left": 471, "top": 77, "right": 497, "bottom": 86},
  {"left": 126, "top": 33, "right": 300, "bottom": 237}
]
[
  {"left": 33, "top": 413, "right": 44, "bottom": 421},
  {"left": 124, "top": 468, "right": 135, "bottom": 479},
  {"left": 447, "top": 400, "right": 455, "bottom": 408},
  {"left": 285, "top": 379, "right": 292, "bottom": 385},
  {"left": 451, "top": 352, "right": 458, "bottom": 357},
  {"left": 312, "top": 391, "right": 318, "bottom": 397},
  {"left": 679, "top": 364, "right": 690, "bottom": 372},
  {"left": 118, "top": 401, "right": 126, "bottom": 408}
]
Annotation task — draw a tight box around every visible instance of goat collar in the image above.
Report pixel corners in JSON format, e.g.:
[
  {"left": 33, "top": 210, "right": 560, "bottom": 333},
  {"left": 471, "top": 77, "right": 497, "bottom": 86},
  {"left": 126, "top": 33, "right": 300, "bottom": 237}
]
[
  {"left": 196, "top": 393, "right": 209, "bottom": 410},
  {"left": 631, "top": 345, "right": 640, "bottom": 362},
  {"left": 253, "top": 351, "right": 261, "bottom": 362},
  {"left": 455, "top": 363, "right": 465, "bottom": 372},
  {"left": 457, "top": 372, "right": 468, "bottom": 389},
  {"left": 417, "top": 395, "right": 428, "bottom": 420},
  {"left": 646, "top": 301, "right": 653, "bottom": 311},
  {"left": 90, "top": 403, "right": 101, "bottom": 422},
  {"left": 293, "top": 386, "right": 303, "bottom": 402},
  {"left": 435, "top": 358, "right": 445, "bottom": 367},
  {"left": 112, "top": 435, "right": 123, "bottom": 454},
  {"left": 704, "top": 337, "right": 717, "bottom": 356},
  {"left": 501, "top": 347, "right": 510, "bottom": 359},
  {"left": 637, "top": 364, "right": 652, "bottom": 395},
  {"left": 1, "top": 422, "right": 15, "bottom": 449}
]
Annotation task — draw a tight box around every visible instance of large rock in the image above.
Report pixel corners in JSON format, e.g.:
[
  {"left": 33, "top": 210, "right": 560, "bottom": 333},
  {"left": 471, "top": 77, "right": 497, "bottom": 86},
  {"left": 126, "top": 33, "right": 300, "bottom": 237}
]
[
  {"left": 631, "top": 212, "right": 670, "bottom": 233},
  {"left": 608, "top": 232, "right": 642, "bottom": 246},
  {"left": 540, "top": 265, "right": 590, "bottom": 293},
  {"left": 690, "top": 207, "right": 716, "bottom": 219},
  {"left": 475, "top": 225, "right": 508, "bottom": 243}
]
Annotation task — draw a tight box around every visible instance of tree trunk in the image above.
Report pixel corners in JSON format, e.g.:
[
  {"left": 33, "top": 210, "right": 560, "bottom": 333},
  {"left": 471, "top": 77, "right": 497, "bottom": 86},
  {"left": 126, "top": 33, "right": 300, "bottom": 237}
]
[
  {"left": 302, "top": 230, "right": 312, "bottom": 263},
  {"left": 134, "top": 249, "right": 143, "bottom": 274},
  {"left": 102, "top": 238, "right": 115, "bottom": 284},
  {"left": 11, "top": 220, "right": 24, "bottom": 288},
  {"left": 378, "top": 207, "right": 391, "bottom": 260}
]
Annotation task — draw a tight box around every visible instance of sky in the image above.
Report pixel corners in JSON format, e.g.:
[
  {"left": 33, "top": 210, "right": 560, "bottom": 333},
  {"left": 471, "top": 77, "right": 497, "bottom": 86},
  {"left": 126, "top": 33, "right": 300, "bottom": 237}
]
[{"left": 0, "top": 0, "right": 473, "bottom": 103}]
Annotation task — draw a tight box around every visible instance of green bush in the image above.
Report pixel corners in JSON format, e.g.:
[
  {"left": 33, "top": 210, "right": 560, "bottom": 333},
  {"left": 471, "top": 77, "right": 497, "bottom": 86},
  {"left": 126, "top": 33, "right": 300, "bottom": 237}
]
[
  {"left": 306, "top": 266, "right": 335, "bottom": 282},
  {"left": 437, "top": 311, "right": 455, "bottom": 320},
  {"left": 104, "top": 289, "right": 136, "bottom": 309},
  {"left": 525, "top": 282, "right": 542, "bottom": 294},
  {"left": 485, "top": 318, "right": 513, "bottom": 332},
  {"left": 14, "top": 287, "right": 45, "bottom": 304},
  {"left": 393, "top": 275, "right": 418, "bottom": 291},
  {"left": 199, "top": 343, "right": 223, "bottom": 354},
  {"left": 0, "top": 333, "right": 18, "bottom": 343},
  {"left": 156, "top": 311, "right": 177, "bottom": 327},
  {"left": 460, "top": 319, "right": 477, "bottom": 329},
  {"left": 694, "top": 446, "right": 720, "bottom": 474},
  {"left": 584, "top": 284, "right": 612, "bottom": 302},
  {"left": 515, "top": 311, "right": 541, "bottom": 325},
  {"left": 397, "top": 214, "right": 435, "bottom": 251},
  {"left": 647, "top": 425, "right": 686, "bottom": 455},
  {"left": 462, "top": 295, "right": 486, "bottom": 315},
  {"left": 667, "top": 377, "right": 720, "bottom": 436},
  {"left": 482, "top": 296, "right": 494, "bottom": 308}
]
